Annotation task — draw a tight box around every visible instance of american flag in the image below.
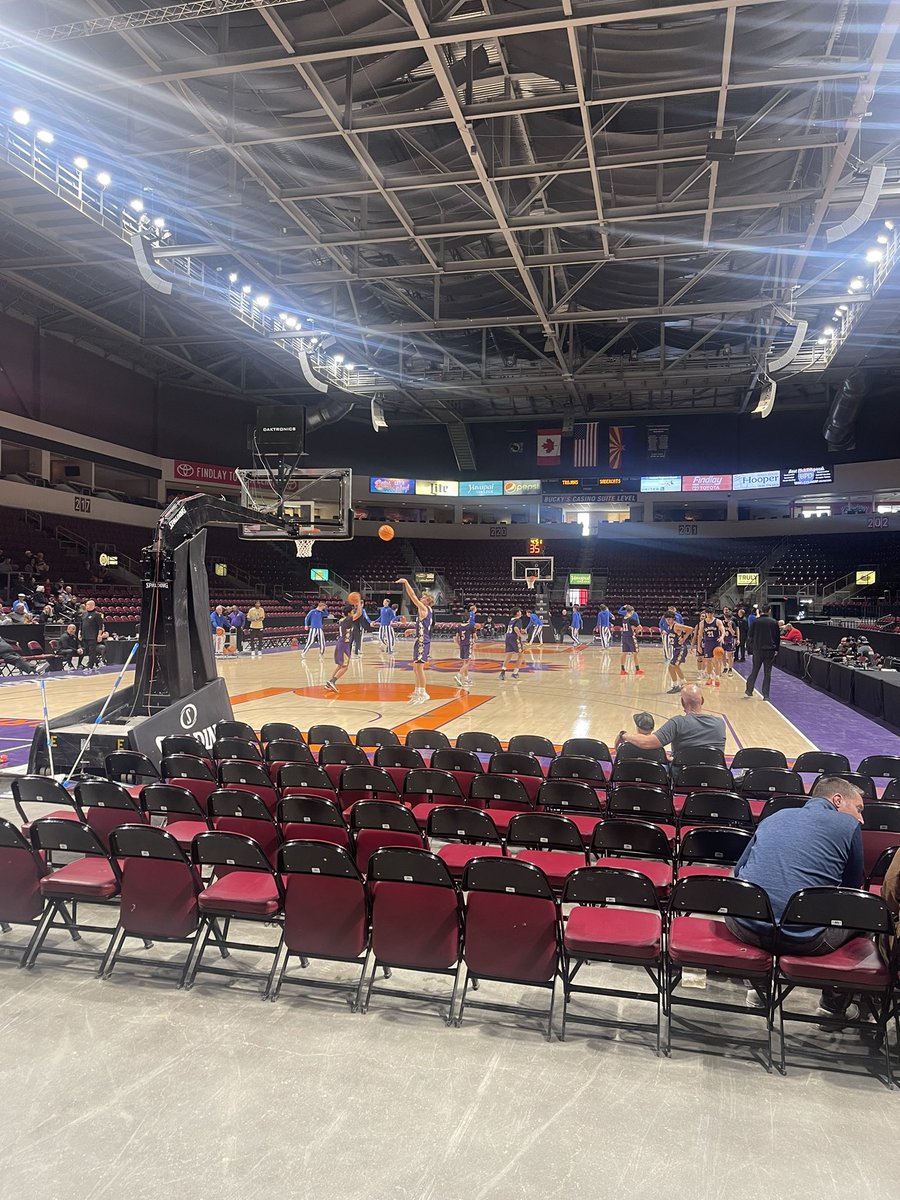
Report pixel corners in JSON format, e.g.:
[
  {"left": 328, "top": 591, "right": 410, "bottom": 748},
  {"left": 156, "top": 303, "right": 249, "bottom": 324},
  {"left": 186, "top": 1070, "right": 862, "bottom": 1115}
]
[{"left": 573, "top": 422, "right": 599, "bottom": 467}]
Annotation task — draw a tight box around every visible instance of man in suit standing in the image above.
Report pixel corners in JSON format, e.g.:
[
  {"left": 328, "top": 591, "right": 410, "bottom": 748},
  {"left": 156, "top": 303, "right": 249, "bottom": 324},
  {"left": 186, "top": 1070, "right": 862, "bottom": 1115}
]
[{"left": 745, "top": 604, "right": 780, "bottom": 702}]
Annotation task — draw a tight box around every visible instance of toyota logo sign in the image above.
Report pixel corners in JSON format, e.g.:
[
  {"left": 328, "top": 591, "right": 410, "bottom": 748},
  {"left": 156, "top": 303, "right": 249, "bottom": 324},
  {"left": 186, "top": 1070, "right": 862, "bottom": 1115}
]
[
  {"left": 176, "top": 462, "right": 195, "bottom": 478},
  {"left": 179, "top": 703, "right": 198, "bottom": 730}
]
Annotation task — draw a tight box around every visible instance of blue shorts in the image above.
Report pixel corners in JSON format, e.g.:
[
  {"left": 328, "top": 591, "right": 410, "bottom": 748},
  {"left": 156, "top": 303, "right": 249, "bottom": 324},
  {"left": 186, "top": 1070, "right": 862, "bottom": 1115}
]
[
  {"left": 723, "top": 634, "right": 735, "bottom": 653},
  {"left": 413, "top": 639, "right": 430, "bottom": 664},
  {"left": 621, "top": 630, "right": 637, "bottom": 654},
  {"left": 672, "top": 642, "right": 689, "bottom": 665},
  {"left": 700, "top": 639, "right": 718, "bottom": 659},
  {"left": 334, "top": 640, "right": 349, "bottom": 666},
  {"left": 505, "top": 635, "right": 520, "bottom": 654}
]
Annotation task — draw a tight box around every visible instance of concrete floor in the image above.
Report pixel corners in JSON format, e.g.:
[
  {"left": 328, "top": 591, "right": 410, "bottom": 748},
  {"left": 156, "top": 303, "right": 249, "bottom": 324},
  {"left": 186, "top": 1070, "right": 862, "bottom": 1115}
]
[{"left": 0, "top": 919, "right": 895, "bottom": 1200}]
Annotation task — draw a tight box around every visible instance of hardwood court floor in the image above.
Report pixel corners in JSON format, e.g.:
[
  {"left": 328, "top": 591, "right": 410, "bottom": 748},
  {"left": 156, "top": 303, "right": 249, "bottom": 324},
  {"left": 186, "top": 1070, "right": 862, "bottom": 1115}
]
[{"left": 0, "top": 638, "right": 815, "bottom": 755}]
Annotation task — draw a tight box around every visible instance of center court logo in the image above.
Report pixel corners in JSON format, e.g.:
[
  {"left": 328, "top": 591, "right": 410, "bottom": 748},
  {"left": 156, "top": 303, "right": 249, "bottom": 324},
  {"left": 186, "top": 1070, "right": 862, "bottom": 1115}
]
[{"left": 179, "top": 703, "right": 198, "bottom": 729}]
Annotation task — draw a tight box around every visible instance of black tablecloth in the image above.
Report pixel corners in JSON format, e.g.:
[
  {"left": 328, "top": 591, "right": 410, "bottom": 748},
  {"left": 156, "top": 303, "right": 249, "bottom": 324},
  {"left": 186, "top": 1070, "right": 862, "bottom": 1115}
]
[
  {"left": 102, "top": 640, "right": 138, "bottom": 665},
  {"left": 774, "top": 644, "right": 900, "bottom": 731}
]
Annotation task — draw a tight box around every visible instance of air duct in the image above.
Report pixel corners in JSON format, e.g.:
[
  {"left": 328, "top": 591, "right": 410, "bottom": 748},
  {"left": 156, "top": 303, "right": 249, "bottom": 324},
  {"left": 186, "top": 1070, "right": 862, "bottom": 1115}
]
[
  {"left": 306, "top": 395, "right": 355, "bottom": 433},
  {"left": 823, "top": 371, "right": 866, "bottom": 452}
]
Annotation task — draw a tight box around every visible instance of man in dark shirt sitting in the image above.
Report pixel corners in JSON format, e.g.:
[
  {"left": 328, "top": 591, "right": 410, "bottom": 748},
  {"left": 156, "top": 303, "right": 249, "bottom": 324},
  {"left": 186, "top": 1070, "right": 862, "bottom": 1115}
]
[
  {"left": 56, "top": 623, "right": 85, "bottom": 670},
  {"left": 726, "top": 776, "right": 865, "bottom": 1017}
]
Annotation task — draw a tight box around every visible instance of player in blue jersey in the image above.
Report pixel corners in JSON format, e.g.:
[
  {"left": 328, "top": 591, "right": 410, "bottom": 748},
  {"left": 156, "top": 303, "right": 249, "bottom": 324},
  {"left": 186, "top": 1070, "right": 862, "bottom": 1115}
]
[
  {"left": 454, "top": 613, "right": 474, "bottom": 690},
  {"left": 661, "top": 609, "right": 695, "bottom": 693},
  {"left": 499, "top": 609, "right": 525, "bottom": 681},
  {"left": 595, "top": 603, "right": 612, "bottom": 649},
  {"left": 570, "top": 605, "right": 584, "bottom": 647},
  {"left": 525, "top": 608, "right": 544, "bottom": 644},
  {"left": 325, "top": 597, "right": 363, "bottom": 693},
  {"left": 619, "top": 605, "right": 645, "bottom": 676},
  {"left": 396, "top": 577, "right": 434, "bottom": 704},
  {"left": 377, "top": 598, "right": 398, "bottom": 655},
  {"left": 301, "top": 600, "right": 328, "bottom": 656}
]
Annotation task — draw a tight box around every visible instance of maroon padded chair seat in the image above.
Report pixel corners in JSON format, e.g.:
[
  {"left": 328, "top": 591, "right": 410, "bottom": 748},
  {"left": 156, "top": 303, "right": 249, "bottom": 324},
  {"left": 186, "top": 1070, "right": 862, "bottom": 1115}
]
[
  {"left": 668, "top": 916, "right": 772, "bottom": 973},
  {"left": 280, "top": 822, "right": 350, "bottom": 850},
  {"left": 474, "top": 807, "right": 530, "bottom": 836},
  {"left": 437, "top": 844, "right": 505, "bottom": 878},
  {"left": 163, "top": 819, "right": 209, "bottom": 852},
  {"left": 675, "top": 865, "right": 732, "bottom": 880},
  {"left": 592, "top": 856, "right": 672, "bottom": 900},
  {"left": 40, "top": 858, "right": 119, "bottom": 899},
  {"left": 565, "top": 907, "right": 662, "bottom": 960},
  {"left": 410, "top": 801, "right": 460, "bottom": 829},
  {"left": 513, "top": 850, "right": 586, "bottom": 890},
  {"left": 563, "top": 814, "right": 604, "bottom": 845},
  {"left": 778, "top": 937, "right": 888, "bottom": 986},
  {"left": 21, "top": 811, "right": 78, "bottom": 838},
  {"left": 198, "top": 872, "right": 281, "bottom": 917}
]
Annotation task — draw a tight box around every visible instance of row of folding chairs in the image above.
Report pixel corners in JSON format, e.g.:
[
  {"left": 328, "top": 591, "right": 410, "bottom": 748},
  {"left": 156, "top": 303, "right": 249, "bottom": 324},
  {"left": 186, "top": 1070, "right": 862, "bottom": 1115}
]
[
  {"left": 1, "top": 819, "right": 896, "bottom": 1084},
  {"left": 158, "top": 723, "right": 900, "bottom": 784}
]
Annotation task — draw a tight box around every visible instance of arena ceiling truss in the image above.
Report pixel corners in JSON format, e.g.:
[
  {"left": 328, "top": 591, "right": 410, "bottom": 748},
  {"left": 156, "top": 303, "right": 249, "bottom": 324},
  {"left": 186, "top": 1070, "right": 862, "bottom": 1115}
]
[{"left": 0, "top": 0, "right": 899, "bottom": 436}]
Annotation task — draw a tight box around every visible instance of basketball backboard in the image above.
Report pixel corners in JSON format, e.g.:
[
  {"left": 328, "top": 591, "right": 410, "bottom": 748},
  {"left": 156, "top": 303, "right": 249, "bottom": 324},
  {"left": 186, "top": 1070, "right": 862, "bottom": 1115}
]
[
  {"left": 236, "top": 466, "right": 353, "bottom": 540},
  {"left": 511, "top": 555, "right": 554, "bottom": 581}
]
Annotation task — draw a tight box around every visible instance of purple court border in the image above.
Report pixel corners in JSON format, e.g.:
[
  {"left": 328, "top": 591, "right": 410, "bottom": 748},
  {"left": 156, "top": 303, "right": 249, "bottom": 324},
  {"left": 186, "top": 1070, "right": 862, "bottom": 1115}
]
[{"left": 735, "top": 660, "right": 900, "bottom": 761}]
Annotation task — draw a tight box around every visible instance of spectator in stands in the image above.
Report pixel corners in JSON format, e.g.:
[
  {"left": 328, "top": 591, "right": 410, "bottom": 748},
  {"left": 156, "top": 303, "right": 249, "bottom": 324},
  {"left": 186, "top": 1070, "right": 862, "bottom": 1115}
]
[
  {"left": 56, "top": 623, "right": 85, "bottom": 670},
  {"left": 229, "top": 604, "right": 247, "bottom": 652},
  {"left": 21, "top": 551, "right": 34, "bottom": 580},
  {"left": 615, "top": 712, "right": 669, "bottom": 765},
  {"left": 80, "top": 599, "right": 105, "bottom": 672},
  {"left": 0, "top": 553, "right": 13, "bottom": 573},
  {"left": 781, "top": 623, "right": 803, "bottom": 644},
  {"left": 616, "top": 683, "right": 726, "bottom": 757},
  {"left": 726, "top": 777, "right": 865, "bottom": 1018},
  {"left": 33, "top": 552, "right": 48, "bottom": 574},
  {"left": 9, "top": 602, "right": 29, "bottom": 624},
  {"left": 38, "top": 602, "right": 55, "bottom": 624},
  {"left": 247, "top": 600, "right": 265, "bottom": 657},
  {"left": 745, "top": 604, "right": 780, "bottom": 702},
  {"left": 15, "top": 593, "right": 31, "bottom": 615},
  {"left": 619, "top": 681, "right": 729, "bottom": 753},
  {"left": 735, "top": 605, "right": 749, "bottom": 662},
  {"left": 0, "top": 635, "right": 46, "bottom": 675}
]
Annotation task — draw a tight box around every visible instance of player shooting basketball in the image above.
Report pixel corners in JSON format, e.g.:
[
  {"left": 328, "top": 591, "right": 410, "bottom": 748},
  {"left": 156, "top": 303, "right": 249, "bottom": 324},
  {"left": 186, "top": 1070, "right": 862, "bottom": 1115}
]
[
  {"left": 325, "top": 594, "right": 363, "bottom": 693},
  {"left": 396, "top": 577, "right": 434, "bottom": 704}
]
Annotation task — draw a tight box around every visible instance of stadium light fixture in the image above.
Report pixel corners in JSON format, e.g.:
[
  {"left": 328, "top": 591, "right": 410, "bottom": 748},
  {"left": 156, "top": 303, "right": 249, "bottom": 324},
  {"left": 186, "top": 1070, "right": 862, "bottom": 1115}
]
[
  {"left": 151, "top": 216, "right": 166, "bottom": 229},
  {"left": 129, "top": 199, "right": 144, "bottom": 212},
  {"left": 35, "top": 129, "right": 54, "bottom": 145},
  {"left": 227, "top": 272, "right": 238, "bottom": 283},
  {"left": 345, "top": 363, "right": 355, "bottom": 371},
  {"left": 848, "top": 277, "right": 865, "bottom": 292},
  {"left": 255, "top": 294, "right": 270, "bottom": 308},
  {"left": 885, "top": 220, "right": 895, "bottom": 230},
  {"left": 96, "top": 171, "right": 111, "bottom": 187},
  {"left": 865, "top": 247, "right": 883, "bottom": 264},
  {"left": 12, "top": 108, "right": 29, "bottom": 125},
  {"left": 333, "top": 353, "right": 344, "bottom": 364},
  {"left": 73, "top": 155, "right": 89, "bottom": 171}
]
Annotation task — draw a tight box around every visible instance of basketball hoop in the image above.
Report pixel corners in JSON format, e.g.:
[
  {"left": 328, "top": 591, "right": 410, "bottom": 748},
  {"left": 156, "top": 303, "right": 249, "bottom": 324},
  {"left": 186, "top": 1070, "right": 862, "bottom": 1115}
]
[
  {"left": 295, "top": 539, "right": 314, "bottom": 558},
  {"left": 525, "top": 569, "right": 539, "bottom": 591}
]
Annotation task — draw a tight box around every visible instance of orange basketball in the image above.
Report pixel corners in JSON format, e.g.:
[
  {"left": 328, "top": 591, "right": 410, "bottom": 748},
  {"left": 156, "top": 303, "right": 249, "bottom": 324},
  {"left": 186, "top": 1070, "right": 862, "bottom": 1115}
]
[
  {"left": 713, "top": 645, "right": 725, "bottom": 659},
  {"left": 378, "top": 524, "right": 395, "bottom": 542},
  {"left": 347, "top": 591, "right": 362, "bottom": 606}
]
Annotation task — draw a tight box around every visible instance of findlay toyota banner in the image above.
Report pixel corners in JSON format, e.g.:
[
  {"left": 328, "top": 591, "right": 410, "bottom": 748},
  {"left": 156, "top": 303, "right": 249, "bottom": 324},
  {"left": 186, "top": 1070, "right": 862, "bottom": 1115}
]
[{"left": 682, "top": 474, "right": 733, "bottom": 492}]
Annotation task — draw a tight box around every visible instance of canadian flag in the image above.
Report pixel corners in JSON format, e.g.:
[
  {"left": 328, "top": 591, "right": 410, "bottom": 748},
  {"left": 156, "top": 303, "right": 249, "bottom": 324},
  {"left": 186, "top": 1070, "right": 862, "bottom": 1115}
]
[{"left": 536, "top": 428, "right": 562, "bottom": 465}]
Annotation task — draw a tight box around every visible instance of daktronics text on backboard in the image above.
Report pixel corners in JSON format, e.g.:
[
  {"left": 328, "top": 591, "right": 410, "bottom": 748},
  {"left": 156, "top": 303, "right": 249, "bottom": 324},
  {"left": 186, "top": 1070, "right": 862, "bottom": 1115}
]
[{"left": 682, "top": 475, "right": 733, "bottom": 492}]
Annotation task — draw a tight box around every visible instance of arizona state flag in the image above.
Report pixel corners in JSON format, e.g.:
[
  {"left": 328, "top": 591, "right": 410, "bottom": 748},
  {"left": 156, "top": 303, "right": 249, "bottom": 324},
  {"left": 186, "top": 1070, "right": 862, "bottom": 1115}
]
[{"left": 608, "top": 425, "right": 634, "bottom": 470}]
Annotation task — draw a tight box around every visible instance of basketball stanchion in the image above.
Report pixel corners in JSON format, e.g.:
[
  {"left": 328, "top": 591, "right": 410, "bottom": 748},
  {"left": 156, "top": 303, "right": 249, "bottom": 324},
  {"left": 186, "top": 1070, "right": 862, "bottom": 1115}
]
[
  {"left": 62, "top": 642, "right": 138, "bottom": 785},
  {"left": 38, "top": 676, "right": 55, "bottom": 777}
]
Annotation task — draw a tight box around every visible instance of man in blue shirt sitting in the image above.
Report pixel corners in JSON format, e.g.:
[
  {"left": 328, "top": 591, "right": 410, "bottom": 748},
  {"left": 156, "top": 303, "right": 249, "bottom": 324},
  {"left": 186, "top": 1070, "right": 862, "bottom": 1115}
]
[{"left": 726, "top": 776, "right": 865, "bottom": 1018}]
